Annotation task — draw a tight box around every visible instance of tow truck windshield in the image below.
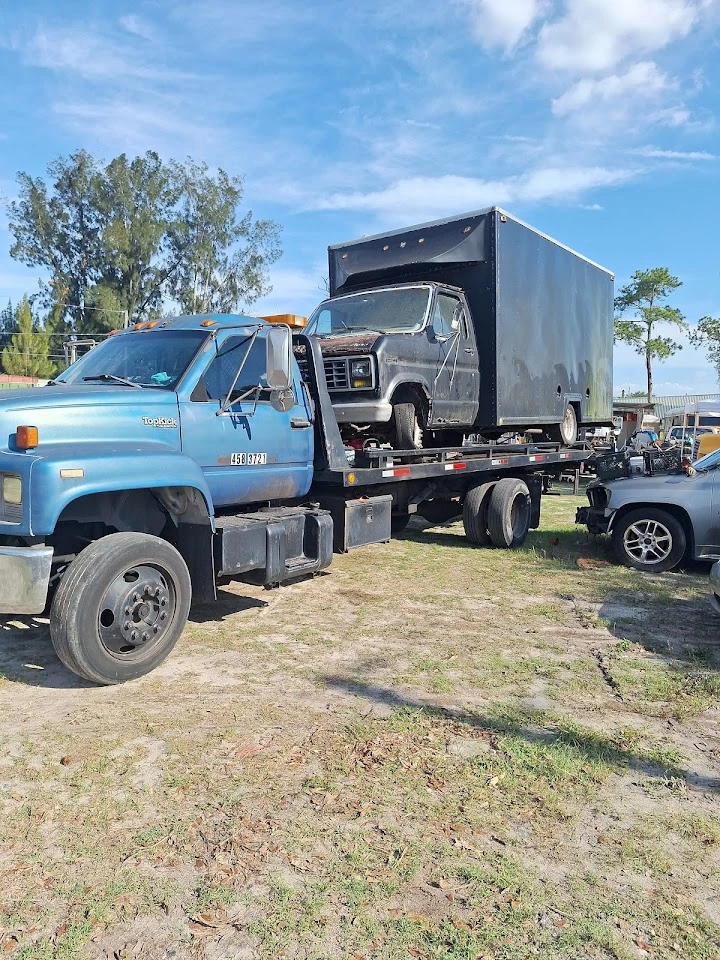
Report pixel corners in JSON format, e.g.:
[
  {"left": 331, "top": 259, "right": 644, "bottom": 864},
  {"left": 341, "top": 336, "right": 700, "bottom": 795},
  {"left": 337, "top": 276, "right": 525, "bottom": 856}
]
[
  {"left": 306, "top": 286, "right": 431, "bottom": 337},
  {"left": 55, "top": 330, "right": 209, "bottom": 389}
]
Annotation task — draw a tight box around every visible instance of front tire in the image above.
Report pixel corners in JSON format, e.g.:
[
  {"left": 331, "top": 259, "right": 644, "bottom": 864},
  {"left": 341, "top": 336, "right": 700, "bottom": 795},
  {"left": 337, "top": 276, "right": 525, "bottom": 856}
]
[
  {"left": 611, "top": 508, "right": 686, "bottom": 572},
  {"left": 393, "top": 402, "right": 423, "bottom": 450},
  {"left": 50, "top": 533, "right": 192, "bottom": 685}
]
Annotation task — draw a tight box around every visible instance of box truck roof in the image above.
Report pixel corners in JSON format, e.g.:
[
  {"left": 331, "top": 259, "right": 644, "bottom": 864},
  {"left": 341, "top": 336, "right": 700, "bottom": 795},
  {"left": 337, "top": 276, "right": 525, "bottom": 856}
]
[{"left": 329, "top": 206, "right": 614, "bottom": 278}]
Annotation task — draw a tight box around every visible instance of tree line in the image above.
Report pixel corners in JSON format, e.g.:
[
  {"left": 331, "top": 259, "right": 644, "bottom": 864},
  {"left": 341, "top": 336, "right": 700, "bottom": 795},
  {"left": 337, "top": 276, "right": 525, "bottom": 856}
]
[
  {"left": 3, "top": 150, "right": 719, "bottom": 392},
  {"left": 1, "top": 148, "right": 281, "bottom": 377}
]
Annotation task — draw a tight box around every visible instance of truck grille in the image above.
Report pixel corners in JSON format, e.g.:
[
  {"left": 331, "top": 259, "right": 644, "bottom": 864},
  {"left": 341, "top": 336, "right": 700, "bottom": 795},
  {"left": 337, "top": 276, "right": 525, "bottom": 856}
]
[{"left": 324, "top": 358, "right": 350, "bottom": 391}]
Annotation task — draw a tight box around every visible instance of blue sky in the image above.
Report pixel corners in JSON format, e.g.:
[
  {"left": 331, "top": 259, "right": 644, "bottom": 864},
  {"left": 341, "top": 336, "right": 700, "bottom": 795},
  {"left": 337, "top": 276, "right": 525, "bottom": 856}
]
[{"left": 0, "top": 0, "right": 719, "bottom": 396}]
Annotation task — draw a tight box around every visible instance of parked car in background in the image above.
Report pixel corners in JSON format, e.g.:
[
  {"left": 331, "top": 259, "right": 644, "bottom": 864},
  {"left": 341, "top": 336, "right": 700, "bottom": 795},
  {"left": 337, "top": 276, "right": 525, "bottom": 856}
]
[
  {"left": 577, "top": 447, "right": 720, "bottom": 573},
  {"left": 710, "top": 560, "right": 720, "bottom": 614}
]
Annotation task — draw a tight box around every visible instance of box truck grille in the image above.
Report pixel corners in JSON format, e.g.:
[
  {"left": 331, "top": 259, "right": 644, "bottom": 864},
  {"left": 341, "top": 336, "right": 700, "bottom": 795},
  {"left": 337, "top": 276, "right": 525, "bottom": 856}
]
[{"left": 324, "top": 359, "right": 350, "bottom": 391}]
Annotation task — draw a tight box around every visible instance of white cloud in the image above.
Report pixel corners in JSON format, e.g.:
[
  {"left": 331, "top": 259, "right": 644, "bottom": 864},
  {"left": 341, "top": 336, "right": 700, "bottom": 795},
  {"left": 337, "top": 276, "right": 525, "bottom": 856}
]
[
  {"left": 53, "top": 98, "right": 218, "bottom": 155},
  {"left": 118, "top": 15, "right": 158, "bottom": 42},
  {"left": 552, "top": 61, "right": 673, "bottom": 116},
  {"left": 650, "top": 106, "right": 693, "bottom": 127},
  {"left": 633, "top": 146, "right": 716, "bottom": 159},
  {"left": 24, "top": 25, "right": 191, "bottom": 83},
  {"left": 312, "top": 165, "right": 635, "bottom": 224},
  {"left": 463, "top": 0, "right": 549, "bottom": 53},
  {"left": 537, "top": 0, "right": 702, "bottom": 73}
]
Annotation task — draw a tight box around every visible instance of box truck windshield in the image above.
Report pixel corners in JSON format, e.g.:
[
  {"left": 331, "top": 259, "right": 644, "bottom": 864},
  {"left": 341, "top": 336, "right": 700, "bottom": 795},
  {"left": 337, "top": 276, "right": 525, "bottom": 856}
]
[{"left": 306, "top": 286, "right": 431, "bottom": 337}]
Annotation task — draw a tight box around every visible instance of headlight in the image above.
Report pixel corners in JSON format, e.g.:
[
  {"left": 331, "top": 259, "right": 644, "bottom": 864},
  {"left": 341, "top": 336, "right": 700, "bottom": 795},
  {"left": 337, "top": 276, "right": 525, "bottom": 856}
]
[
  {"left": 3, "top": 475, "right": 22, "bottom": 506},
  {"left": 351, "top": 359, "right": 371, "bottom": 378},
  {"left": 350, "top": 357, "right": 373, "bottom": 389}
]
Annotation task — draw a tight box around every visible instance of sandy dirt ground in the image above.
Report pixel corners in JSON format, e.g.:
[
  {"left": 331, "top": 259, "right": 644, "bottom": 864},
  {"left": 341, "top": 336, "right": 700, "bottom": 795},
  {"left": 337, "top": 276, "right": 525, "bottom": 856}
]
[{"left": 0, "top": 491, "right": 718, "bottom": 960}]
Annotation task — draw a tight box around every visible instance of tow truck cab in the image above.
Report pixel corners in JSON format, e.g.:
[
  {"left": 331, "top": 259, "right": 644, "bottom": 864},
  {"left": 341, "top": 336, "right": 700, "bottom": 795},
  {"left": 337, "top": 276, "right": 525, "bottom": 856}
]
[{"left": 0, "top": 315, "right": 330, "bottom": 625}]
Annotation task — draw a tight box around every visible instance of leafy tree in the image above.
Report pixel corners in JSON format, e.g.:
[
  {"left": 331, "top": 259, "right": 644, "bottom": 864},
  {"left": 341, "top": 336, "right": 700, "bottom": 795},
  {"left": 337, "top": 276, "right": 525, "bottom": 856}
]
[
  {"left": 0, "top": 299, "right": 16, "bottom": 354},
  {"left": 166, "top": 161, "right": 281, "bottom": 314},
  {"left": 688, "top": 316, "right": 720, "bottom": 387},
  {"left": 614, "top": 268, "right": 687, "bottom": 402},
  {"left": 7, "top": 151, "right": 282, "bottom": 334},
  {"left": 1, "top": 296, "right": 55, "bottom": 378},
  {"left": 8, "top": 150, "right": 104, "bottom": 335},
  {"left": 93, "top": 152, "right": 180, "bottom": 326}
]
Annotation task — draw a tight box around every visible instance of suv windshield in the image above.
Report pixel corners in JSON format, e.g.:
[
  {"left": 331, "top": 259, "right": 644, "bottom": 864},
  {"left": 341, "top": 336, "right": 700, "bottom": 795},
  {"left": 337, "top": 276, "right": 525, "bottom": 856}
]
[
  {"left": 306, "top": 287, "right": 431, "bottom": 337},
  {"left": 56, "top": 330, "right": 209, "bottom": 389}
]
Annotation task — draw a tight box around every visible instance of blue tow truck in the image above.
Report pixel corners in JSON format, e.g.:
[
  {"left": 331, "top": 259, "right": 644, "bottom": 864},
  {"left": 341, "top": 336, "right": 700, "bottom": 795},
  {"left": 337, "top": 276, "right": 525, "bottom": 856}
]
[{"left": 0, "top": 314, "right": 588, "bottom": 684}]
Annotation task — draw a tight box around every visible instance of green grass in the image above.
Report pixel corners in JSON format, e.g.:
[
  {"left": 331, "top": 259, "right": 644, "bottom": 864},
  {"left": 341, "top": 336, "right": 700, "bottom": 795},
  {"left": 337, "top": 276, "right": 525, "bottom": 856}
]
[{"left": 2, "top": 493, "right": 719, "bottom": 959}]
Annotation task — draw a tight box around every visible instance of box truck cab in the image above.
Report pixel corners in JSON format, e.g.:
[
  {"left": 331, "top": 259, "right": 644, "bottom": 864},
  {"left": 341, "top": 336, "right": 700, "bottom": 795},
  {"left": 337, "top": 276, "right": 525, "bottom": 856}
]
[
  {"left": 312, "top": 207, "right": 614, "bottom": 449},
  {"left": 305, "top": 281, "right": 479, "bottom": 448}
]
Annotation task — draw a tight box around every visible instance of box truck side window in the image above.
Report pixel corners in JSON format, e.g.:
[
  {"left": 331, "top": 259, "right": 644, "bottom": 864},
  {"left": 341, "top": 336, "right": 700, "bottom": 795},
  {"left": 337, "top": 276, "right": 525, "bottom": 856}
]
[{"left": 433, "top": 294, "right": 460, "bottom": 339}]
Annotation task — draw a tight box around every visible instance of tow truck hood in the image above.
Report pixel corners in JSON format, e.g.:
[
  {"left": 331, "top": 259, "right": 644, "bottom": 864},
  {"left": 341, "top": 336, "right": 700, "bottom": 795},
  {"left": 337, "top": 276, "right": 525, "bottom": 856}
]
[{"left": 0, "top": 384, "right": 180, "bottom": 453}]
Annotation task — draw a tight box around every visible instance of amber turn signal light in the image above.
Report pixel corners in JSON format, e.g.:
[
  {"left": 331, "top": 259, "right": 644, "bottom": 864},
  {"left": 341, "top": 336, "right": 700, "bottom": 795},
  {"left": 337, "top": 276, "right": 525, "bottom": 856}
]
[{"left": 16, "top": 425, "right": 39, "bottom": 450}]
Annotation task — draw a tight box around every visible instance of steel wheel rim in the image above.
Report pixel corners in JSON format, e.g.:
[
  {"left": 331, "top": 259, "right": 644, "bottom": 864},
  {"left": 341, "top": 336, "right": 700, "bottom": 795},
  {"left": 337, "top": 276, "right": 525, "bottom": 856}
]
[
  {"left": 561, "top": 405, "right": 577, "bottom": 441},
  {"left": 510, "top": 495, "right": 528, "bottom": 538},
  {"left": 97, "top": 563, "right": 176, "bottom": 659},
  {"left": 623, "top": 519, "right": 673, "bottom": 565}
]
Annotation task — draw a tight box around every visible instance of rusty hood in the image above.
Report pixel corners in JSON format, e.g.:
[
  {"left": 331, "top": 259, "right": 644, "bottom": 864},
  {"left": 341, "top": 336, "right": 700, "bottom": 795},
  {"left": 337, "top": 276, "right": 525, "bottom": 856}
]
[{"left": 317, "top": 333, "right": 382, "bottom": 356}]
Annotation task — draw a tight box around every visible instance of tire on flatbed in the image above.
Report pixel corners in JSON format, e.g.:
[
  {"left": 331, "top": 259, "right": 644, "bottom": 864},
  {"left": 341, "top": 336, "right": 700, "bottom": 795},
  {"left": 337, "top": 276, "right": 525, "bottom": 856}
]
[
  {"left": 393, "top": 402, "right": 423, "bottom": 450},
  {"left": 486, "top": 478, "right": 531, "bottom": 548},
  {"left": 463, "top": 481, "right": 496, "bottom": 545},
  {"left": 50, "top": 532, "right": 192, "bottom": 685}
]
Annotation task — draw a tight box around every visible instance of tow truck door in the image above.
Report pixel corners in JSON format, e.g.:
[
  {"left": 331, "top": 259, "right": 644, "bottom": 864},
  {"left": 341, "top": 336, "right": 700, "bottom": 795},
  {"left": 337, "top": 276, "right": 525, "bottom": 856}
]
[
  {"left": 429, "top": 291, "right": 479, "bottom": 428},
  {"left": 178, "top": 330, "right": 313, "bottom": 507}
]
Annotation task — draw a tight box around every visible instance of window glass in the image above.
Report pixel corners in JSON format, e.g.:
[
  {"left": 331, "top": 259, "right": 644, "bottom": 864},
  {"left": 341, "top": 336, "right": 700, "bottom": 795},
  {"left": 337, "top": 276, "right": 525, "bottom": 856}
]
[
  {"left": 195, "top": 335, "right": 269, "bottom": 403},
  {"left": 56, "top": 330, "right": 208, "bottom": 388},
  {"left": 433, "top": 294, "right": 460, "bottom": 338},
  {"left": 306, "top": 287, "right": 431, "bottom": 336}
]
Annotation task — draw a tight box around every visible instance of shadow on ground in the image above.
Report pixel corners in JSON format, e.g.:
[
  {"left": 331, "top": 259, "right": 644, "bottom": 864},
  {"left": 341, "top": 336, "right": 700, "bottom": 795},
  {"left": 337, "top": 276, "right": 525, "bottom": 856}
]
[
  {"left": 321, "top": 674, "right": 720, "bottom": 794},
  {"left": 0, "top": 617, "right": 94, "bottom": 689}
]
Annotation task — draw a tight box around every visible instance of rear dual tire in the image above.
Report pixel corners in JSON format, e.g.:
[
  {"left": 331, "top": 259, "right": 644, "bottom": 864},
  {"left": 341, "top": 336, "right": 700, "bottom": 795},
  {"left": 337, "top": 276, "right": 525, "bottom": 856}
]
[{"left": 463, "top": 478, "right": 531, "bottom": 549}]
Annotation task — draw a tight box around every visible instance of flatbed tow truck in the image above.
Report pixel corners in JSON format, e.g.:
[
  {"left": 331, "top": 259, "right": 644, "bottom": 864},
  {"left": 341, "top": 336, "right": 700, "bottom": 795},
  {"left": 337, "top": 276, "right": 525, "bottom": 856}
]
[{"left": 0, "top": 316, "right": 589, "bottom": 684}]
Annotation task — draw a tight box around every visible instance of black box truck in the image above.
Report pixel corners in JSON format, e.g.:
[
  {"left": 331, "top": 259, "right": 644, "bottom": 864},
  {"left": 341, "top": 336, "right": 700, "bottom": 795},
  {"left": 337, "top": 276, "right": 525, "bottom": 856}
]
[{"left": 304, "top": 207, "right": 614, "bottom": 448}]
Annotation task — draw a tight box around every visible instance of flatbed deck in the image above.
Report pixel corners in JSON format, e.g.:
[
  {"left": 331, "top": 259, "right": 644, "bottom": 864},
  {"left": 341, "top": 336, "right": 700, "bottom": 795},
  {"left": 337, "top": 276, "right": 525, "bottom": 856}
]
[{"left": 314, "top": 442, "right": 589, "bottom": 487}]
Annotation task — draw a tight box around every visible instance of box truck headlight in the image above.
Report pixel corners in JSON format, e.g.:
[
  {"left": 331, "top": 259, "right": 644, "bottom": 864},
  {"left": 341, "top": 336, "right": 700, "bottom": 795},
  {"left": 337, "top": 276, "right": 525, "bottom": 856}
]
[
  {"left": 351, "top": 358, "right": 372, "bottom": 388},
  {"left": 3, "top": 475, "right": 22, "bottom": 506}
]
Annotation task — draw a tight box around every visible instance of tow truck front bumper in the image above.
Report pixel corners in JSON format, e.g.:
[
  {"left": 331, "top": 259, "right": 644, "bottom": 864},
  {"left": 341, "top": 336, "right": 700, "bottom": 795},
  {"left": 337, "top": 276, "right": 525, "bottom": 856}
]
[
  {"left": 575, "top": 505, "right": 612, "bottom": 536},
  {"left": 0, "top": 546, "right": 53, "bottom": 615}
]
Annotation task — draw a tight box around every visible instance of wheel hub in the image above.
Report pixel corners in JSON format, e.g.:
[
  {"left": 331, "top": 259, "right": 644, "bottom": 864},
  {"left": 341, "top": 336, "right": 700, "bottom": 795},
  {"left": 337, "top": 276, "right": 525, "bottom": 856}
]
[
  {"left": 624, "top": 520, "right": 672, "bottom": 565},
  {"left": 98, "top": 565, "right": 174, "bottom": 657}
]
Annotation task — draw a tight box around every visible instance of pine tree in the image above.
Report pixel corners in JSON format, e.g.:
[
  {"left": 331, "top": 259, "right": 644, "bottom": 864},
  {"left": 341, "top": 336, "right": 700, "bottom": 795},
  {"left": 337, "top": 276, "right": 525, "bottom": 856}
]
[
  {"left": 614, "top": 268, "right": 688, "bottom": 403},
  {"left": 1, "top": 296, "right": 55, "bottom": 378}
]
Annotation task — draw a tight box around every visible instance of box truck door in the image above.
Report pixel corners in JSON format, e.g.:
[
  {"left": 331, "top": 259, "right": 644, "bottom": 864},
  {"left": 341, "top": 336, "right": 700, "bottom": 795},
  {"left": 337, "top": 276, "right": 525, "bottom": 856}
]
[{"left": 429, "top": 293, "right": 479, "bottom": 427}]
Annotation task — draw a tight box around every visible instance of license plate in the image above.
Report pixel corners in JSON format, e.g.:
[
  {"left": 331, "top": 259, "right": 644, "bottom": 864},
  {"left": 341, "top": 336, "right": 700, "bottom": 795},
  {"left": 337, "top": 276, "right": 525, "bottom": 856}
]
[{"left": 230, "top": 452, "right": 267, "bottom": 466}]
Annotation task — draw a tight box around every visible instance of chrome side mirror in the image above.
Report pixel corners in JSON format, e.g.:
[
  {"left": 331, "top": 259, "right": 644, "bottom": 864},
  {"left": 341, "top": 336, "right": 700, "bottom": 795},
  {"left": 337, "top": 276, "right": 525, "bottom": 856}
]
[{"left": 266, "top": 325, "right": 293, "bottom": 390}]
